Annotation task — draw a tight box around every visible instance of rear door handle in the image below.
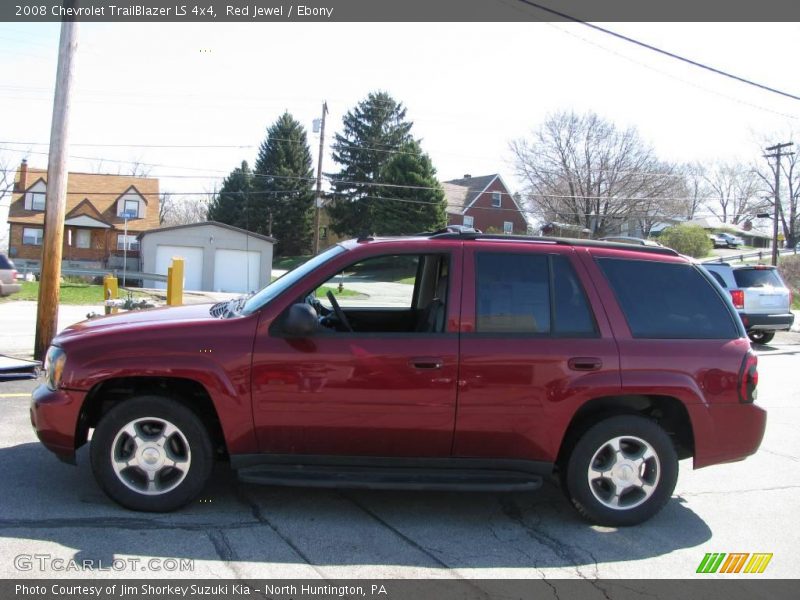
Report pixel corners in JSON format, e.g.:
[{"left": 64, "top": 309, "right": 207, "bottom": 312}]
[
  {"left": 568, "top": 357, "right": 602, "bottom": 371},
  {"left": 409, "top": 357, "right": 444, "bottom": 370}
]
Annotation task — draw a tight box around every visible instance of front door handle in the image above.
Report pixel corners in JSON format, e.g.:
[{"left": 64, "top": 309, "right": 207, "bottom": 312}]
[
  {"left": 568, "top": 357, "right": 602, "bottom": 371},
  {"left": 409, "top": 357, "right": 444, "bottom": 370}
]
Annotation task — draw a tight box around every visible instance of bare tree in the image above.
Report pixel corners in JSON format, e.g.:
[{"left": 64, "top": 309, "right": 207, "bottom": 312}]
[
  {"left": 159, "top": 192, "right": 210, "bottom": 226},
  {"left": 678, "top": 162, "right": 708, "bottom": 221},
  {"left": 755, "top": 138, "right": 800, "bottom": 248},
  {"left": 0, "top": 154, "right": 17, "bottom": 251},
  {"left": 511, "top": 111, "right": 683, "bottom": 237},
  {"left": 702, "top": 161, "right": 764, "bottom": 225}
]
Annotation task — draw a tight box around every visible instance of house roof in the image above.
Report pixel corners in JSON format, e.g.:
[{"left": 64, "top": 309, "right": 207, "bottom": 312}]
[
  {"left": 442, "top": 175, "right": 498, "bottom": 214},
  {"left": 7, "top": 165, "right": 159, "bottom": 231},
  {"left": 136, "top": 220, "right": 277, "bottom": 243}
]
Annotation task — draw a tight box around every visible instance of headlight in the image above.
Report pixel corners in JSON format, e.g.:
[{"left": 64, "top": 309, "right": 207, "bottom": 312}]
[{"left": 44, "top": 346, "right": 66, "bottom": 391}]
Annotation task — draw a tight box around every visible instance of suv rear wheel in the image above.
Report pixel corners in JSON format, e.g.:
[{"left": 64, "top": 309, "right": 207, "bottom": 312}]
[
  {"left": 564, "top": 415, "right": 678, "bottom": 526},
  {"left": 90, "top": 396, "right": 213, "bottom": 511},
  {"left": 747, "top": 330, "right": 775, "bottom": 345}
]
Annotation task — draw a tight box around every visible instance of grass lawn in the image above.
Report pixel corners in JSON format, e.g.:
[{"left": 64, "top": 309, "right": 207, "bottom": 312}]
[
  {"left": 274, "top": 255, "right": 312, "bottom": 270},
  {"left": 0, "top": 281, "right": 151, "bottom": 305}
]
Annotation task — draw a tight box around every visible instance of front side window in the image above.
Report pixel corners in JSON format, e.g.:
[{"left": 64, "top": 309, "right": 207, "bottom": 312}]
[
  {"left": 317, "top": 254, "right": 420, "bottom": 310},
  {"left": 23, "top": 227, "right": 43, "bottom": 246},
  {"left": 598, "top": 258, "right": 738, "bottom": 339}
]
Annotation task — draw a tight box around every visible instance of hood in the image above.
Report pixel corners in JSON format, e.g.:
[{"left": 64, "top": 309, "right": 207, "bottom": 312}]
[{"left": 54, "top": 303, "right": 217, "bottom": 343}]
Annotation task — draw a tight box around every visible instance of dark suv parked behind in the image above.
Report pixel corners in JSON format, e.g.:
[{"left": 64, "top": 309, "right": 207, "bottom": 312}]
[{"left": 31, "top": 230, "right": 765, "bottom": 526}]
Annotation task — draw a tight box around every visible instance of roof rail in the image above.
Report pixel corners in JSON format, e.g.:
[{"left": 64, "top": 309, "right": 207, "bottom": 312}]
[{"left": 428, "top": 232, "right": 680, "bottom": 256}]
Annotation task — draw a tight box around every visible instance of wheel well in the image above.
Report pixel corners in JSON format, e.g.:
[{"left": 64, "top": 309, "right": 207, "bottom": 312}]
[
  {"left": 556, "top": 395, "right": 694, "bottom": 467},
  {"left": 77, "top": 377, "right": 228, "bottom": 459}
]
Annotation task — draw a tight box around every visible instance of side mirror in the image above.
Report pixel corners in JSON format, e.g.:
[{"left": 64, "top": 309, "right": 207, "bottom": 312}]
[{"left": 283, "top": 303, "right": 319, "bottom": 337}]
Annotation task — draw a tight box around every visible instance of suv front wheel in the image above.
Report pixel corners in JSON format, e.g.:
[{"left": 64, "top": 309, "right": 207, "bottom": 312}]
[
  {"left": 90, "top": 396, "right": 213, "bottom": 512},
  {"left": 564, "top": 415, "right": 678, "bottom": 526}
]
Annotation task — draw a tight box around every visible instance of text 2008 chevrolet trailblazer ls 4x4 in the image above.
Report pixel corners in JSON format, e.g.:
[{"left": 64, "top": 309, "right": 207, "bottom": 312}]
[{"left": 31, "top": 230, "right": 766, "bottom": 526}]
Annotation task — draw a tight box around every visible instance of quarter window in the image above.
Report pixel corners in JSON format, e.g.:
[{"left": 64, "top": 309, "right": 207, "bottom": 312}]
[{"left": 598, "top": 258, "right": 738, "bottom": 339}]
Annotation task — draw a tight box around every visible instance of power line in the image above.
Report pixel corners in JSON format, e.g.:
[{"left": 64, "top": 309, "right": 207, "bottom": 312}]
[{"left": 518, "top": 0, "right": 800, "bottom": 102}]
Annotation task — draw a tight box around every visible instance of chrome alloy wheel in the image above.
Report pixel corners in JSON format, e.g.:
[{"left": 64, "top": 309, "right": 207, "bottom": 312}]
[
  {"left": 110, "top": 417, "right": 191, "bottom": 495},
  {"left": 586, "top": 435, "right": 660, "bottom": 510}
]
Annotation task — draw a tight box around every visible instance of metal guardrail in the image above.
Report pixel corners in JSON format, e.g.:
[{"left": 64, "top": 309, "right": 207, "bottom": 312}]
[
  {"left": 701, "top": 247, "right": 798, "bottom": 264},
  {"left": 18, "top": 265, "right": 168, "bottom": 282}
]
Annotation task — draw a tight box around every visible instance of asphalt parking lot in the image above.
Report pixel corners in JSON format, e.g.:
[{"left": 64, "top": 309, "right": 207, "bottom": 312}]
[{"left": 0, "top": 333, "right": 798, "bottom": 580}]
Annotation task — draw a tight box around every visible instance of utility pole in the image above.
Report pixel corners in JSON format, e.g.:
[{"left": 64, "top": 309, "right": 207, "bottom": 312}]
[
  {"left": 34, "top": 14, "right": 78, "bottom": 362},
  {"left": 765, "top": 142, "right": 794, "bottom": 266},
  {"left": 313, "top": 101, "right": 328, "bottom": 255}
]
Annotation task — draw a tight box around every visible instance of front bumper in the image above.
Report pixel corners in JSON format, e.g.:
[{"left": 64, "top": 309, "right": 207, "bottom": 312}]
[
  {"left": 30, "top": 383, "right": 85, "bottom": 463},
  {"left": 689, "top": 402, "right": 767, "bottom": 469},
  {"left": 739, "top": 312, "right": 794, "bottom": 332}
]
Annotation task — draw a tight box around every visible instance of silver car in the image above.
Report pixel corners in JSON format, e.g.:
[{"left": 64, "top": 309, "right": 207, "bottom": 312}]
[
  {"left": 0, "top": 253, "right": 22, "bottom": 297},
  {"left": 702, "top": 262, "right": 793, "bottom": 344}
]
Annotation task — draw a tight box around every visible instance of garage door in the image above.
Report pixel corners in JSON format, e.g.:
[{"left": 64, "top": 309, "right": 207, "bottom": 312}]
[
  {"left": 213, "top": 249, "right": 261, "bottom": 293},
  {"left": 154, "top": 245, "right": 204, "bottom": 291}
]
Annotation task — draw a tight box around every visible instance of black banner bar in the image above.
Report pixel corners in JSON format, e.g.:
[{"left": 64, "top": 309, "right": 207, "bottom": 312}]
[{"left": 2, "top": 0, "right": 800, "bottom": 23}]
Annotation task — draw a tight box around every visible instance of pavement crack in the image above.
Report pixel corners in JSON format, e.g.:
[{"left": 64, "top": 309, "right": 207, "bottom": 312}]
[
  {"left": 0, "top": 516, "right": 258, "bottom": 532},
  {"left": 232, "top": 483, "right": 327, "bottom": 579},
  {"left": 206, "top": 528, "right": 242, "bottom": 578},
  {"left": 678, "top": 484, "right": 800, "bottom": 498}
]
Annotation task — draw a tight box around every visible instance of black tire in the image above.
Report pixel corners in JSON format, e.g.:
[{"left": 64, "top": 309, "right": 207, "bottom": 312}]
[
  {"left": 748, "top": 330, "right": 775, "bottom": 345},
  {"left": 90, "top": 396, "right": 213, "bottom": 512},
  {"left": 564, "top": 415, "right": 678, "bottom": 526}
]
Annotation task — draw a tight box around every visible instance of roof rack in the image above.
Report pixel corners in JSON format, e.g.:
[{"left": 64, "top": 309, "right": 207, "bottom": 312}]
[{"left": 427, "top": 231, "right": 679, "bottom": 257}]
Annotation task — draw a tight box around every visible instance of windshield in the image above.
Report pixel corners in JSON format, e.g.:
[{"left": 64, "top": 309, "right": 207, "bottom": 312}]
[{"left": 240, "top": 245, "right": 347, "bottom": 315}]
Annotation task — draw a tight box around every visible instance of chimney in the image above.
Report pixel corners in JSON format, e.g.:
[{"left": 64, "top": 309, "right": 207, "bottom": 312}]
[
  {"left": 17, "top": 159, "right": 28, "bottom": 192},
  {"left": 463, "top": 174, "right": 471, "bottom": 179}
]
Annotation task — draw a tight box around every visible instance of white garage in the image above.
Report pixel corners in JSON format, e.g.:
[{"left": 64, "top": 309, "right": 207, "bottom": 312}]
[
  {"left": 139, "top": 222, "right": 275, "bottom": 292},
  {"left": 213, "top": 249, "right": 261, "bottom": 293},
  {"left": 154, "top": 245, "right": 204, "bottom": 291}
]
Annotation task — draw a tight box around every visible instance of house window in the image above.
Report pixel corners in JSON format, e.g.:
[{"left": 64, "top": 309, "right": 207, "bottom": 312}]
[
  {"left": 492, "top": 192, "right": 501, "bottom": 207},
  {"left": 75, "top": 229, "right": 91, "bottom": 249},
  {"left": 117, "top": 234, "right": 139, "bottom": 251},
  {"left": 123, "top": 199, "right": 139, "bottom": 218},
  {"left": 504, "top": 221, "right": 513, "bottom": 234},
  {"left": 463, "top": 215, "right": 474, "bottom": 228},
  {"left": 23, "top": 227, "right": 43, "bottom": 246},
  {"left": 30, "top": 192, "right": 46, "bottom": 211}
]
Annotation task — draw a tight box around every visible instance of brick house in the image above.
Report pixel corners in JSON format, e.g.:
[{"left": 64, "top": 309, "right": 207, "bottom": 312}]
[
  {"left": 443, "top": 174, "right": 527, "bottom": 235},
  {"left": 6, "top": 160, "right": 160, "bottom": 272}
]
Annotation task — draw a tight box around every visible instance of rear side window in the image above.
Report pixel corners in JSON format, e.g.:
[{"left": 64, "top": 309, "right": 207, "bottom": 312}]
[
  {"left": 598, "top": 258, "right": 738, "bottom": 339},
  {"left": 0, "top": 255, "right": 13, "bottom": 269},
  {"left": 734, "top": 268, "right": 783, "bottom": 288},
  {"left": 475, "top": 253, "right": 596, "bottom": 336}
]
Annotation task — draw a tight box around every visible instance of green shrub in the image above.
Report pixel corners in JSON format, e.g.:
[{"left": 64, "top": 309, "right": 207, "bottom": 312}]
[{"left": 659, "top": 224, "right": 713, "bottom": 258}]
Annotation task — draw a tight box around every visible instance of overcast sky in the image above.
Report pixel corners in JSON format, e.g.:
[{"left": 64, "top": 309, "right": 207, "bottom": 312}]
[{"left": 2, "top": 21, "right": 799, "bottom": 223}]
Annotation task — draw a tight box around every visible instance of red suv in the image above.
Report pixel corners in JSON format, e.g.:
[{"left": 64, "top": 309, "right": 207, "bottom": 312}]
[{"left": 31, "top": 230, "right": 765, "bottom": 526}]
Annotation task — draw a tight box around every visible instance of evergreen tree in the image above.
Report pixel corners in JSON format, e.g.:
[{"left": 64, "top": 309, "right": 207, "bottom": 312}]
[
  {"left": 207, "top": 161, "right": 254, "bottom": 228},
  {"left": 328, "top": 91, "right": 413, "bottom": 236},
  {"left": 252, "top": 112, "right": 315, "bottom": 256},
  {"left": 373, "top": 141, "right": 447, "bottom": 235}
]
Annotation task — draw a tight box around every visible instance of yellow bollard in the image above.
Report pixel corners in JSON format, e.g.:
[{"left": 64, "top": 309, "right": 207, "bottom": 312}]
[
  {"left": 166, "top": 257, "right": 184, "bottom": 306},
  {"left": 103, "top": 274, "right": 119, "bottom": 314}
]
